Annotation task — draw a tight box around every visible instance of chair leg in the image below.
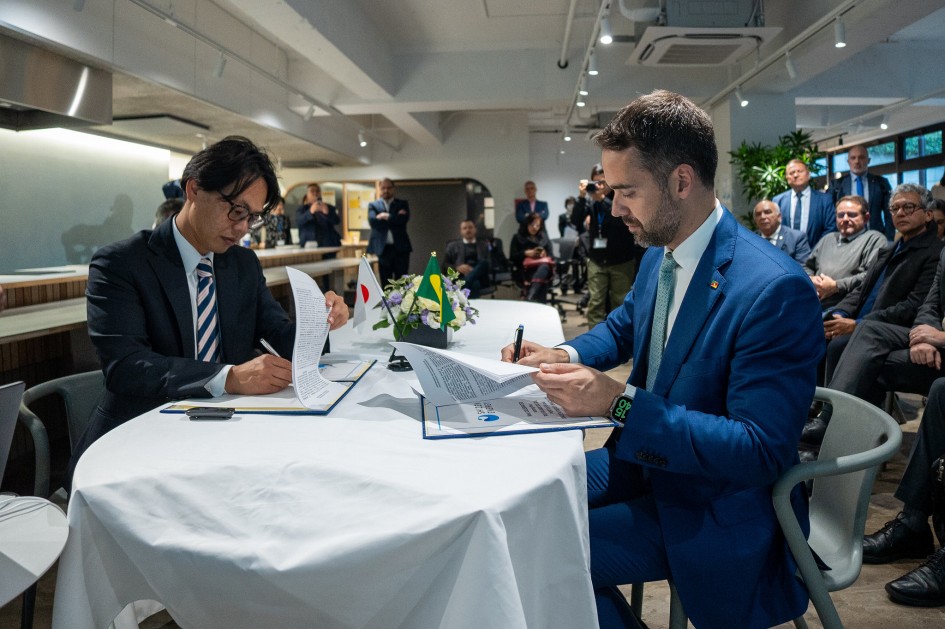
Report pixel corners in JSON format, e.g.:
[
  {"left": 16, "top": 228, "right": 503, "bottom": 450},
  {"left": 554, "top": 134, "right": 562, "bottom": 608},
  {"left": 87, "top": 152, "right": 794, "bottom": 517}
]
[
  {"left": 629, "top": 583, "right": 643, "bottom": 619},
  {"left": 21, "top": 584, "right": 36, "bottom": 629},
  {"left": 668, "top": 581, "right": 688, "bottom": 629},
  {"left": 793, "top": 616, "right": 810, "bottom": 629}
]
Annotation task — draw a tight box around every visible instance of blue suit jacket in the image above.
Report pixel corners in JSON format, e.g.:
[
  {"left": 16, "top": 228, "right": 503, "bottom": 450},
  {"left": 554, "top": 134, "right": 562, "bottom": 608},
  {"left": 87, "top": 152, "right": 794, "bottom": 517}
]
[
  {"left": 830, "top": 172, "right": 894, "bottom": 239},
  {"left": 773, "top": 187, "right": 836, "bottom": 248},
  {"left": 762, "top": 225, "right": 811, "bottom": 264},
  {"left": 568, "top": 210, "right": 823, "bottom": 628},
  {"left": 515, "top": 199, "right": 549, "bottom": 224},
  {"left": 366, "top": 198, "right": 412, "bottom": 255}
]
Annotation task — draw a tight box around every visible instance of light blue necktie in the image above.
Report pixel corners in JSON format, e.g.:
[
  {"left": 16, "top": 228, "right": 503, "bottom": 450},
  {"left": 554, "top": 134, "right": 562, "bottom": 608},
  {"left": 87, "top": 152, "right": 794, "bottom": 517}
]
[
  {"left": 792, "top": 192, "right": 802, "bottom": 230},
  {"left": 855, "top": 175, "right": 864, "bottom": 197},
  {"left": 196, "top": 257, "right": 221, "bottom": 363},
  {"left": 647, "top": 251, "right": 677, "bottom": 391}
]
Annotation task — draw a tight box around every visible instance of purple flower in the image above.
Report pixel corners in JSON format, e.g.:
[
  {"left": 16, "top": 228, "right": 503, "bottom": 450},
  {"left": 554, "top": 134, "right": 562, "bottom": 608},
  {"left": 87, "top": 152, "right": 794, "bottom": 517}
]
[
  {"left": 462, "top": 288, "right": 471, "bottom": 298},
  {"left": 465, "top": 306, "right": 473, "bottom": 317},
  {"left": 444, "top": 278, "right": 455, "bottom": 291},
  {"left": 407, "top": 313, "right": 419, "bottom": 323},
  {"left": 420, "top": 311, "right": 429, "bottom": 325},
  {"left": 388, "top": 291, "right": 403, "bottom": 305}
]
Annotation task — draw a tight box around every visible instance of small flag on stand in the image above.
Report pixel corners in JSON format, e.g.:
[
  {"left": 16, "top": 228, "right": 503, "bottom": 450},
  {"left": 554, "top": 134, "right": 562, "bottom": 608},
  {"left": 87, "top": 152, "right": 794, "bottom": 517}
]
[
  {"left": 415, "top": 253, "right": 455, "bottom": 330},
  {"left": 353, "top": 256, "right": 383, "bottom": 329}
]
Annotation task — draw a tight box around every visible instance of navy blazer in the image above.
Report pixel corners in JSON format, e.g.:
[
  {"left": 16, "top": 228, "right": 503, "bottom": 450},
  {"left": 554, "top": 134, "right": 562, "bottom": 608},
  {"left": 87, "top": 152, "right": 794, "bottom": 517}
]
[
  {"left": 761, "top": 225, "right": 811, "bottom": 264},
  {"left": 296, "top": 202, "right": 341, "bottom": 248},
  {"left": 568, "top": 210, "right": 822, "bottom": 628},
  {"left": 772, "top": 187, "right": 836, "bottom": 248},
  {"left": 515, "top": 199, "right": 549, "bottom": 224},
  {"left": 830, "top": 172, "right": 893, "bottom": 239},
  {"left": 68, "top": 218, "right": 297, "bottom": 487},
  {"left": 366, "top": 198, "right": 412, "bottom": 255}
]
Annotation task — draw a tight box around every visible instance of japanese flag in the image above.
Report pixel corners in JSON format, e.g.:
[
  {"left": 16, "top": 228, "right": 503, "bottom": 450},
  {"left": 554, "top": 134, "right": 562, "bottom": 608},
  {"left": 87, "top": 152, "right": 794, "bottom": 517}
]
[{"left": 353, "top": 256, "right": 384, "bottom": 330}]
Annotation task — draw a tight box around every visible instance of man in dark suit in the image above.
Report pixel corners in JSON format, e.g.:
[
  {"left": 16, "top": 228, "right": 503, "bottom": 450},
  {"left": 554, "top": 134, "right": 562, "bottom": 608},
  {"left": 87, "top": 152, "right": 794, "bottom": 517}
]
[
  {"left": 753, "top": 199, "right": 811, "bottom": 264},
  {"left": 514, "top": 180, "right": 549, "bottom": 225},
  {"left": 502, "top": 91, "right": 822, "bottom": 629},
  {"left": 367, "top": 178, "right": 412, "bottom": 285},
  {"left": 296, "top": 182, "right": 342, "bottom": 254},
  {"left": 821, "top": 184, "right": 943, "bottom": 388},
  {"left": 68, "top": 137, "right": 348, "bottom": 489},
  {"left": 830, "top": 145, "right": 894, "bottom": 239},
  {"left": 772, "top": 159, "right": 836, "bottom": 248},
  {"left": 441, "top": 219, "right": 490, "bottom": 298}
]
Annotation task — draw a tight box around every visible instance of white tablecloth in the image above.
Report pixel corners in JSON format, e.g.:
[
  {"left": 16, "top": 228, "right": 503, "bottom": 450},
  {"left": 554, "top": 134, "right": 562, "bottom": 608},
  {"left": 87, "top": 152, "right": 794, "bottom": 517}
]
[
  {"left": 0, "top": 496, "right": 68, "bottom": 607},
  {"left": 53, "top": 301, "right": 598, "bottom": 629}
]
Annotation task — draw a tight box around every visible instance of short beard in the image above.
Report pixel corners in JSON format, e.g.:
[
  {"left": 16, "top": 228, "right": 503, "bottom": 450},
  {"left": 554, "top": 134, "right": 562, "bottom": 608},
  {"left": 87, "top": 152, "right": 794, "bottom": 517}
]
[{"left": 626, "top": 190, "right": 683, "bottom": 248}]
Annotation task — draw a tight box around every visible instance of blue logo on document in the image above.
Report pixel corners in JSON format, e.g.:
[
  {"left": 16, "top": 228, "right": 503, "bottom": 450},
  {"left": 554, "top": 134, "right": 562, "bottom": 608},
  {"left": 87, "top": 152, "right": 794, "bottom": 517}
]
[{"left": 478, "top": 414, "right": 500, "bottom": 422}]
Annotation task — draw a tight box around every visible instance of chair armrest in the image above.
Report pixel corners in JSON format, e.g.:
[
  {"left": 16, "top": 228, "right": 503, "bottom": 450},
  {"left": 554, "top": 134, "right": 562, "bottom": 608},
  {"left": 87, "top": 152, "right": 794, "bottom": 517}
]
[{"left": 17, "top": 405, "right": 51, "bottom": 498}]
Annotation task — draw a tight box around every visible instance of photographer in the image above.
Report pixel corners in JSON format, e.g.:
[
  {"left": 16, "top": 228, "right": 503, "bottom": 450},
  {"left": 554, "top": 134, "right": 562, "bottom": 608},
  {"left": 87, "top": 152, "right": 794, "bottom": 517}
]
[
  {"left": 571, "top": 163, "right": 644, "bottom": 327},
  {"left": 296, "top": 182, "right": 342, "bottom": 256}
]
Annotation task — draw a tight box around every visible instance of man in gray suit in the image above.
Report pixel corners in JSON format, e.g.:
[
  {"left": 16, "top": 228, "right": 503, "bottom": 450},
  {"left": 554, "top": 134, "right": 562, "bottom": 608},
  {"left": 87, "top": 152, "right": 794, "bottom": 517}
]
[{"left": 754, "top": 199, "right": 811, "bottom": 264}]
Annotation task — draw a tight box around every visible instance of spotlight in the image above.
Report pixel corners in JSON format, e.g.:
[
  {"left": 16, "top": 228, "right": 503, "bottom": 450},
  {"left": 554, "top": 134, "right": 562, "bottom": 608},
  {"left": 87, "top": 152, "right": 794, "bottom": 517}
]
[
  {"left": 880, "top": 114, "right": 889, "bottom": 130},
  {"left": 576, "top": 98, "right": 586, "bottom": 108},
  {"left": 358, "top": 131, "right": 368, "bottom": 148},
  {"left": 579, "top": 77, "right": 589, "bottom": 97},
  {"left": 735, "top": 86, "right": 748, "bottom": 108},
  {"left": 564, "top": 127, "right": 572, "bottom": 142},
  {"left": 834, "top": 17, "right": 846, "bottom": 48},
  {"left": 599, "top": 17, "right": 613, "bottom": 46},
  {"left": 785, "top": 52, "right": 797, "bottom": 80},
  {"left": 560, "top": 149, "right": 566, "bottom": 154},
  {"left": 213, "top": 53, "right": 227, "bottom": 78},
  {"left": 303, "top": 103, "right": 315, "bottom": 122},
  {"left": 587, "top": 51, "right": 599, "bottom": 76}
]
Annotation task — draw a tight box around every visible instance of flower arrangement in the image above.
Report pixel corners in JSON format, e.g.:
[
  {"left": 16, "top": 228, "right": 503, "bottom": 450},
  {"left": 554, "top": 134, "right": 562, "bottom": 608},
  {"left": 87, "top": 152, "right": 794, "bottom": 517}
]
[{"left": 373, "top": 267, "right": 480, "bottom": 335}]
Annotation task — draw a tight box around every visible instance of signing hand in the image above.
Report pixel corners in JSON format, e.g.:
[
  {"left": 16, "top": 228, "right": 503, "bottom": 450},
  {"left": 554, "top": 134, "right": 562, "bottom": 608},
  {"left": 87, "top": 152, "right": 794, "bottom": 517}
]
[
  {"left": 532, "top": 362, "right": 624, "bottom": 417},
  {"left": 824, "top": 316, "right": 856, "bottom": 340},
  {"left": 500, "top": 339, "right": 569, "bottom": 367},
  {"left": 226, "top": 354, "right": 292, "bottom": 394},
  {"left": 324, "top": 290, "right": 348, "bottom": 330},
  {"left": 909, "top": 324, "right": 945, "bottom": 347},
  {"left": 910, "top": 342, "right": 942, "bottom": 369}
]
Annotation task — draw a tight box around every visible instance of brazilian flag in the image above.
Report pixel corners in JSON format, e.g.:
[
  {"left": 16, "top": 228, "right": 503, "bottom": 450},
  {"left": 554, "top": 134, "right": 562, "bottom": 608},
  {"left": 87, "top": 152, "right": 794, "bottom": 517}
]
[{"left": 415, "top": 253, "right": 456, "bottom": 329}]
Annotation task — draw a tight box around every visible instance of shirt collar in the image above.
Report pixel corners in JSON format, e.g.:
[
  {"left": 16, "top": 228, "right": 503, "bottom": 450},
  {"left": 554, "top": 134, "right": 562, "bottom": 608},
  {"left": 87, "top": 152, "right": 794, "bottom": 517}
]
[
  {"left": 462, "top": 238, "right": 476, "bottom": 244},
  {"left": 171, "top": 215, "right": 213, "bottom": 274},
  {"left": 671, "top": 200, "right": 724, "bottom": 274}
]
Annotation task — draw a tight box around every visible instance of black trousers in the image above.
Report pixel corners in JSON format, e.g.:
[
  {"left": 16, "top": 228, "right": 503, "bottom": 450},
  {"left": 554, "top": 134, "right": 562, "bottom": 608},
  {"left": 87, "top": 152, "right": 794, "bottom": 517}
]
[
  {"left": 897, "top": 377, "right": 945, "bottom": 515},
  {"left": 378, "top": 244, "right": 410, "bottom": 287}
]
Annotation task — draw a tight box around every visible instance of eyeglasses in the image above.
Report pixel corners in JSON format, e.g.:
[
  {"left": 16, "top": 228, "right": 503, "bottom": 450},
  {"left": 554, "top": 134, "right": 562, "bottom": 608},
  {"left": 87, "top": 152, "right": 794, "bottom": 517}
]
[
  {"left": 220, "top": 195, "right": 267, "bottom": 230},
  {"left": 836, "top": 211, "right": 863, "bottom": 219},
  {"left": 889, "top": 202, "right": 922, "bottom": 216}
]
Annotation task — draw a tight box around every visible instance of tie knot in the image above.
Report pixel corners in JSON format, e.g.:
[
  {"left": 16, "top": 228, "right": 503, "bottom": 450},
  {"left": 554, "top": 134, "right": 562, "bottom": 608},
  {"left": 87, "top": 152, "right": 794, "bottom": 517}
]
[
  {"left": 661, "top": 251, "right": 676, "bottom": 270},
  {"left": 197, "top": 258, "right": 213, "bottom": 278}
]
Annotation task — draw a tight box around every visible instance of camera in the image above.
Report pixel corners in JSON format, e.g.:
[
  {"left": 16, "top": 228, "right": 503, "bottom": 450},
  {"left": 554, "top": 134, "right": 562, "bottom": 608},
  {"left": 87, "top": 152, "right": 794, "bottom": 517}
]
[{"left": 586, "top": 182, "right": 598, "bottom": 193}]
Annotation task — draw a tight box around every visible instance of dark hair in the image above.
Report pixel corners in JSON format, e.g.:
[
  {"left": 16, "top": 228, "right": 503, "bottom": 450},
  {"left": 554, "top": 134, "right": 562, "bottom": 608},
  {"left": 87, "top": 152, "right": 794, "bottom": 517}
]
[
  {"left": 590, "top": 163, "right": 604, "bottom": 179},
  {"left": 836, "top": 195, "right": 869, "bottom": 216},
  {"left": 929, "top": 199, "right": 945, "bottom": 213},
  {"left": 517, "top": 212, "right": 544, "bottom": 239},
  {"left": 180, "top": 136, "right": 280, "bottom": 212},
  {"left": 595, "top": 90, "right": 717, "bottom": 189},
  {"left": 154, "top": 198, "right": 183, "bottom": 225}
]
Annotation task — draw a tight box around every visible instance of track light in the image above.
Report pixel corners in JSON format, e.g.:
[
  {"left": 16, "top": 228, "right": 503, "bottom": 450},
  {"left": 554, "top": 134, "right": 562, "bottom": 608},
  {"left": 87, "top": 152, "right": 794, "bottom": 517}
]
[
  {"left": 880, "top": 114, "right": 889, "bottom": 130},
  {"left": 564, "top": 127, "right": 572, "bottom": 142},
  {"left": 587, "top": 51, "right": 599, "bottom": 76},
  {"left": 599, "top": 17, "right": 613, "bottom": 46},
  {"left": 579, "top": 77, "right": 589, "bottom": 97},
  {"left": 560, "top": 149, "right": 566, "bottom": 155},
  {"left": 213, "top": 52, "right": 227, "bottom": 78},
  {"left": 303, "top": 103, "right": 315, "bottom": 122},
  {"left": 576, "top": 97, "right": 586, "bottom": 108},
  {"left": 735, "top": 86, "right": 748, "bottom": 108},
  {"left": 358, "top": 131, "right": 368, "bottom": 148},
  {"left": 834, "top": 17, "right": 846, "bottom": 48},
  {"left": 785, "top": 52, "right": 797, "bottom": 80}
]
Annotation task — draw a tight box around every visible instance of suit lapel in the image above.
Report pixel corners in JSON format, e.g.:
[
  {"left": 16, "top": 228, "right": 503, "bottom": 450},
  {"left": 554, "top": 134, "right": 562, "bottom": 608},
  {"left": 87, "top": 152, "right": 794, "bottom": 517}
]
[
  {"left": 213, "top": 252, "right": 242, "bottom": 364},
  {"left": 147, "top": 220, "right": 195, "bottom": 359},
  {"left": 631, "top": 253, "right": 659, "bottom": 388}
]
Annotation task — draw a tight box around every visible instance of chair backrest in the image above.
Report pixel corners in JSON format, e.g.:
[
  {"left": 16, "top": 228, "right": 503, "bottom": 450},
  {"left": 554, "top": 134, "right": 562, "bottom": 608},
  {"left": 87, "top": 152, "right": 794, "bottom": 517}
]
[
  {"left": 0, "top": 381, "right": 26, "bottom": 486},
  {"left": 551, "top": 237, "right": 578, "bottom": 263}
]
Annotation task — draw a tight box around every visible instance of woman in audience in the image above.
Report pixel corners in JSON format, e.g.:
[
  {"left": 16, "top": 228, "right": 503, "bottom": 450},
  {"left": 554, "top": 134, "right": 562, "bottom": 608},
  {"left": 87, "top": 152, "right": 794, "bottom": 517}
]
[
  {"left": 252, "top": 196, "right": 293, "bottom": 249},
  {"left": 930, "top": 199, "right": 945, "bottom": 240},
  {"left": 510, "top": 212, "right": 553, "bottom": 303}
]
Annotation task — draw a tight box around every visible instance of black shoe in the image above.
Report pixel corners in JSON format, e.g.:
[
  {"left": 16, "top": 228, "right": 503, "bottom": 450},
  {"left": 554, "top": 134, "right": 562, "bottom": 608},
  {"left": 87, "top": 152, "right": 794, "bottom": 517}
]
[
  {"left": 863, "top": 517, "right": 935, "bottom": 564},
  {"left": 800, "top": 417, "right": 828, "bottom": 447},
  {"left": 885, "top": 548, "right": 945, "bottom": 607}
]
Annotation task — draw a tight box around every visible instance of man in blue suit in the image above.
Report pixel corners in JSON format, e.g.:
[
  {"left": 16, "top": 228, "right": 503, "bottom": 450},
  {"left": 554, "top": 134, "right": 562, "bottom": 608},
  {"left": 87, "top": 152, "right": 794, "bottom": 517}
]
[
  {"left": 773, "top": 159, "right": 836, "bottom": 248},
  {"left": 503, "top": 91, "right": 823, "bottom": 629},
  {"left": 754, "top": 199, "right": 811, "bottom": 264},
  {"left": 829, "top": 145, "right": 894, "bottom": 239},
  {"left": 514, "top": 180, "right": 549, "bottom": 225},
  {"left": 367, "top": 178, "right": 412, "bottom": 285}
]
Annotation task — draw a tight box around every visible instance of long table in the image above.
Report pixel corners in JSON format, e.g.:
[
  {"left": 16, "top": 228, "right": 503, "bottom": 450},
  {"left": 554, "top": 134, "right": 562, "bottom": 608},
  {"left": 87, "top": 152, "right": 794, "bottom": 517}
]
[{"left": 52, "top": 300, "right": 598, "bottom": 629}]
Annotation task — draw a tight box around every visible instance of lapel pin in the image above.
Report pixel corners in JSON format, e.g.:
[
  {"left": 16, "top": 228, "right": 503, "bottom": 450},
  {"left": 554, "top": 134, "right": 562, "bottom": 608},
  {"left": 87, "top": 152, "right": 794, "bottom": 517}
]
[{"left": 709, "top": 281, "right": 719, "bottom": 289}]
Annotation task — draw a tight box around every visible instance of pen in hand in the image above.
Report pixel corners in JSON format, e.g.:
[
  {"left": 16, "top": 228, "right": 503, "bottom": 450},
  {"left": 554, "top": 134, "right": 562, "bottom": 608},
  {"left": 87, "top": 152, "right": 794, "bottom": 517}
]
[
  {"left": 512, "top": 325, "right": 524, "bottom": 362},
  {"left": 259, "top": 338, "right": 282, "bottom": 358}
]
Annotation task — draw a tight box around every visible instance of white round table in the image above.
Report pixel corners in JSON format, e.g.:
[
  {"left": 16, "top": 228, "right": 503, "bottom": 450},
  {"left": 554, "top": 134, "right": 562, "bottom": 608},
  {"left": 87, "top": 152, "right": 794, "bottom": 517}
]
[{"left": 0, "top": 496, "right": 68, "bottom": 606}]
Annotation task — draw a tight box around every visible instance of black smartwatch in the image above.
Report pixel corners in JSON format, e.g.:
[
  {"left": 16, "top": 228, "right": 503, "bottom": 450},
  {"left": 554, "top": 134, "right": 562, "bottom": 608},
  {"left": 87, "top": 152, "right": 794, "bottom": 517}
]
[{"left": 608, "top": 385, "right": 636, "bottom": 426}]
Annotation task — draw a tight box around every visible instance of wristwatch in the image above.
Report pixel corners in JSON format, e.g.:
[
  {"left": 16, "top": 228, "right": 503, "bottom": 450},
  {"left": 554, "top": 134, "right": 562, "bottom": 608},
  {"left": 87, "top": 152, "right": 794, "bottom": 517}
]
[{"left": 608, "top": 384, "right": 637, "bottom": 426}]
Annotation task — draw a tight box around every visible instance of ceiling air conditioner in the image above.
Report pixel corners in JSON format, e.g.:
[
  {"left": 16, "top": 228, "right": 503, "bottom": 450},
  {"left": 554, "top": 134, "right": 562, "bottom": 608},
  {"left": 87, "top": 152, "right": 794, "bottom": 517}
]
[{"left": 631, "top": 26, "right": 781, "bottom": 66}]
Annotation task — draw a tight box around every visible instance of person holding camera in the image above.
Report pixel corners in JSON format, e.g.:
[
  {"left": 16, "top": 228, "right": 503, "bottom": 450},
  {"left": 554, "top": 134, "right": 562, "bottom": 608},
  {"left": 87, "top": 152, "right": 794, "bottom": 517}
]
[
  {"left": 571, "top": 163, "right": 644, "bottom": 327},
  {"left": 296, "top": 182, "right": 342, "bottom": 256},
  {"left": 510, "top": 212, "right": 553, "bottom": 303}
]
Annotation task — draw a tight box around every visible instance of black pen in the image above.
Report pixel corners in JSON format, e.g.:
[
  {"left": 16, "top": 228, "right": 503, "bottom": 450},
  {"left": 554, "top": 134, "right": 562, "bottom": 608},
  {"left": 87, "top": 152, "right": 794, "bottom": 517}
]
[{"left": 512, "top": 324, "right": 524, "bottom": 362}]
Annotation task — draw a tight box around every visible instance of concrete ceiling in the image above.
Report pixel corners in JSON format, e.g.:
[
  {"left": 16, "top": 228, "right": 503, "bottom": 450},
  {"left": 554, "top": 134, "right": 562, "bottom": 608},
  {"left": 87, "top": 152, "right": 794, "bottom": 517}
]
[{"left": 9, "top": 0, "right": 945, "bottom": 161}]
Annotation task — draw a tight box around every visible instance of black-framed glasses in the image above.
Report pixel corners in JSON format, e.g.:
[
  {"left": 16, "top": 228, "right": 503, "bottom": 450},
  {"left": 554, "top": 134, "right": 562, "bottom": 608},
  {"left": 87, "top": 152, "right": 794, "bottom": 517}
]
[
  {"left": 220, "top": 195, "right": 267, "bottom": 230},
  {"left": 889, "top": 202, "right": 921, "bottom": 216}
]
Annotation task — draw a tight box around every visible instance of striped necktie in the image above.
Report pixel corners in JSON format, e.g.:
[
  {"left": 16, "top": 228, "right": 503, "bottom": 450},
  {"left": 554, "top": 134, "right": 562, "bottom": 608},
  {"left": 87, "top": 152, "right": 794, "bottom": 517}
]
[
  {"left": 196, "top": 257, "right": 221, "bottom": 362},
  {"left": 647, "top": 251, "right": 677, "bottom": 391}
]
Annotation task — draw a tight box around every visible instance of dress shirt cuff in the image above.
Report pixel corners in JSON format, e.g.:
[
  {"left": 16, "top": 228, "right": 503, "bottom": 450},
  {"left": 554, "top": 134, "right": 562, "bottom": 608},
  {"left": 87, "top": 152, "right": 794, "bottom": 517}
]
[
  {"left": 558, "top": 344, "right": 581, "bottom": 364},
  {"left": 207, "top": 365, "right": 232, "bottom": 396}
]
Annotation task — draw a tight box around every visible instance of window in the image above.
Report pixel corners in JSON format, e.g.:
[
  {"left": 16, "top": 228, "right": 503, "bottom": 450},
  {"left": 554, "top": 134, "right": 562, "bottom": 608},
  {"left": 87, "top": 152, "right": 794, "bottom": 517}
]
[
  {"left": 928, "top": 166, "right": 945, "bottom": 188},
  {"left": 901, "top": 170, "right": 920, "bottom": 185},
  {"left": 904, "top": 130, "right": 942, "bottom": 160},
  {"left": 831, "top": 152, "right": 849, "bottom": 175},
  {"left": 868, "top": 142, "right": 895, "bottom": 166}
]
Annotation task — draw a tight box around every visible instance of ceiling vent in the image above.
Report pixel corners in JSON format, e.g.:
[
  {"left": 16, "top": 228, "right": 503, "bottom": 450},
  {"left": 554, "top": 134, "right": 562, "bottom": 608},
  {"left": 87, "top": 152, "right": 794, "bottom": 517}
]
[{"left": 631, "top": 26, "right": 781, "bottom": 66}]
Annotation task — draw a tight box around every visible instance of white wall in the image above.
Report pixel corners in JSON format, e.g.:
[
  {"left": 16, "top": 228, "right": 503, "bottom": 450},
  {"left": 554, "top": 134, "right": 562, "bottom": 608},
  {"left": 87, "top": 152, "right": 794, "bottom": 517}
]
[
  {"left": 528, "top": 131, "right": 606, "bottom": 235},
  {"left": 0, "top": 128, "right": 168, "bottom": 271}
]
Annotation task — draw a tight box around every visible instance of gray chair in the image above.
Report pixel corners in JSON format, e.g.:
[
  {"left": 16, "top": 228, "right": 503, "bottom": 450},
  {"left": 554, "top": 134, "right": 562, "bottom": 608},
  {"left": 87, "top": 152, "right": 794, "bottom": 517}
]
[
  {"left": 17, "top": 370, "right": 104, "bottom": 498},
  {"left": 0, "top": 381, "right": 25, "bottom": 486},
  {"left": 631, "top": 386, "right": 900, "bottom": 629}
]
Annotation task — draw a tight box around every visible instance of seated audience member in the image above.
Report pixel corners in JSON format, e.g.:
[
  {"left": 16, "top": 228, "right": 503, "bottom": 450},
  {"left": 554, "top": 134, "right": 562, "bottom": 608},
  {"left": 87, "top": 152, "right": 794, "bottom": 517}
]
[
  {"left": 514, "top": 180, "right": 549, "bottom": 226},
  {"left": 560, "top": 196, "right": 578, "bottom": 237},
  {"left": 252, "top": 195, "right": 293, "bottom": 249},
  {"left": 930, "top": 199, "right": 945, "bottom": 240},
  {"left": 67, "top": 136, "right": 348, "bottom": 491},
  {"left": 442, "top": 219, "right": 490, "bottom": 298},
  {"left": 753, "top": 199, "right": 811, "bottom": 264},
  {"left": 510, "top": 212, "right": 553, "bottom": 303},
  {"left": 829, "top": 144, "right": 894, "bottom": 239},
  {"left": 773, "top": 159, "right": 836, "bottom": 248},
  {"left": 860, "top": 377, "right": 945, "bottom": 607},
  {"left": 822, "top": 184, "right": 943, "bottom": 382},
  {"left": 296, "top": 183, "right": 342, "bottom": 255},
  {"left": 805, "top": 195, "right": 886, "bottom": 308},
  {"left": 501, "top": 90, "right": 822, "bottom": 629},
  {"left": 153, "top": 198, "right": 183, "bottom": 228}
]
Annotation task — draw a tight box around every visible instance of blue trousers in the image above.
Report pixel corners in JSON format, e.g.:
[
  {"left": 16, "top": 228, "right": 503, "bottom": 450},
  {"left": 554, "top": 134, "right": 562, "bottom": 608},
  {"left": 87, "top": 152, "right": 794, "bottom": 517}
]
[{"left": 587, "top": 446, "right": 670, "bottom": 629}]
